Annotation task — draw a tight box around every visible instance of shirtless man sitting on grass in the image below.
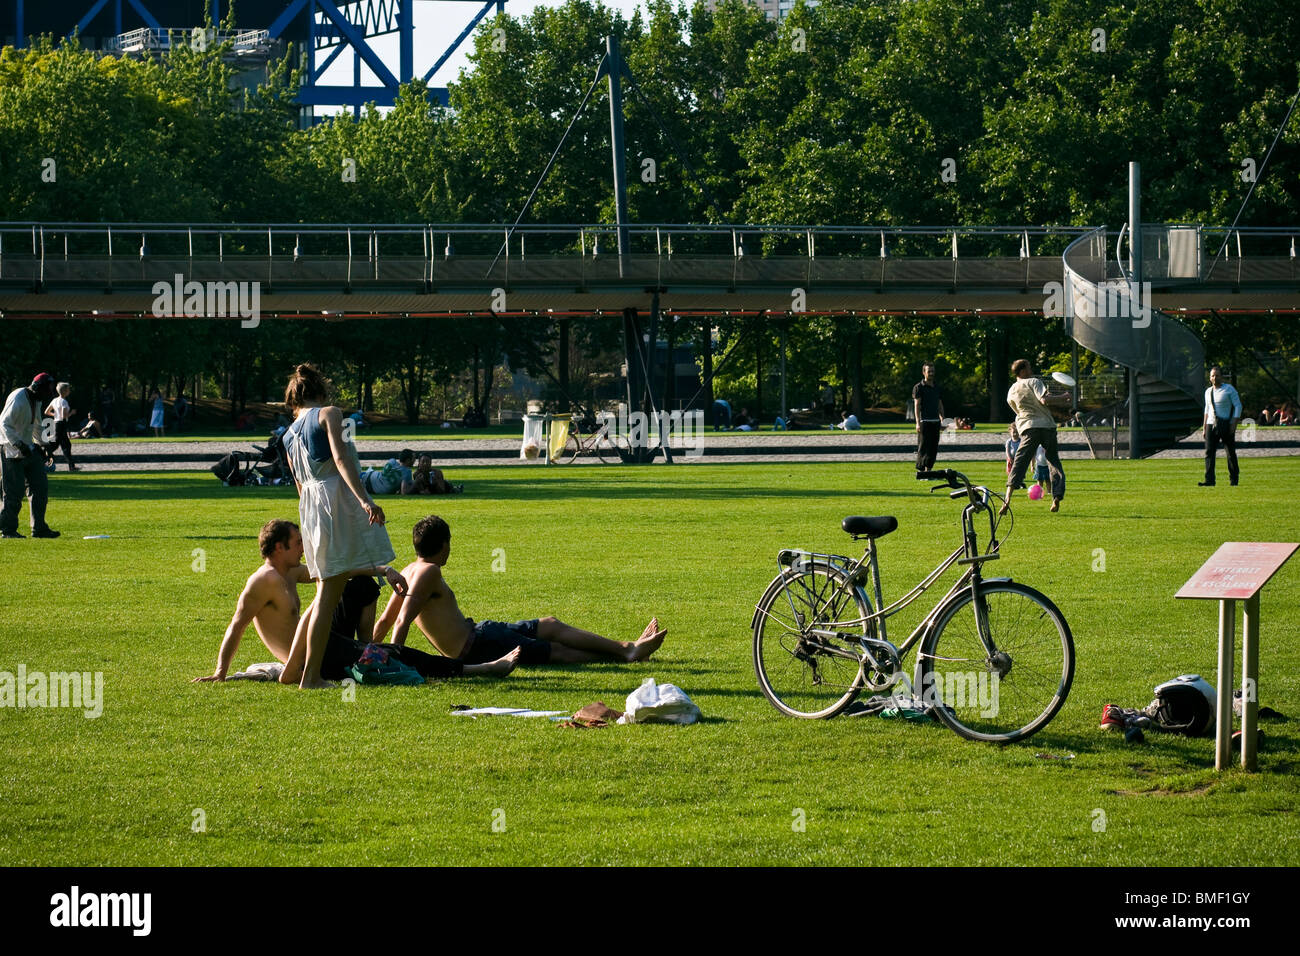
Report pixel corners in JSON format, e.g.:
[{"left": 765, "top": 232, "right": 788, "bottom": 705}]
[
  {"left": 194, "top": 519, "right": 519, "bottom": 684},
  {"left": 373, "top": 515, "right": 667, "bottom": 667}
]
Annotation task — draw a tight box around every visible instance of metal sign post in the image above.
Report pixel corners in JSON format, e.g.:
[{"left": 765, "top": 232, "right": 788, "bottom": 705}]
[{"left": 1175, "top": 542, "right": 1298, "bottom": 771}]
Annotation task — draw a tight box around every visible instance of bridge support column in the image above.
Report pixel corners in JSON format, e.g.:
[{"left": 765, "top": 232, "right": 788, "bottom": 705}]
[
  {"left": 622, "top": 307, "right": 655, "bottom": 464},
  {"left": 1129, "top": 161, "right": 1142, "bottom": 459}
]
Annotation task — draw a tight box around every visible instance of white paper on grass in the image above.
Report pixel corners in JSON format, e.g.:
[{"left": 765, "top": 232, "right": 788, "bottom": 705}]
[
  {"left": 619, "top": 678, "right": 701, "bottom": 725},
  {"left": 450, "top": 707, "right": 569, "bottom": 718}
]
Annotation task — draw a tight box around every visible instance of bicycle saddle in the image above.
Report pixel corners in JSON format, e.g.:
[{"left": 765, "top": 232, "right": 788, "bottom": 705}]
[{"left": 842, "top": 516, "right": 898, "bottom": 539}]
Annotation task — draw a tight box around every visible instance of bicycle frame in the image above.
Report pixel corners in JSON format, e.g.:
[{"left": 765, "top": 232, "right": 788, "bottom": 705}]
[{"left": 773, "top": 484, "right": 1006, "bottom": 675}]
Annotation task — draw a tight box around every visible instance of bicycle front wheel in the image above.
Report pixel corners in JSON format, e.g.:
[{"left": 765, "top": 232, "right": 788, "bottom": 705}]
[
  {"left": 919, "top": 581, "right": 1074, "bottom": 743},
  {"left": 753, "top": 562, "right": 871, "bottom": 719},
  {"left": 593, "top": 426, "right": 623, "bottom": 464}
]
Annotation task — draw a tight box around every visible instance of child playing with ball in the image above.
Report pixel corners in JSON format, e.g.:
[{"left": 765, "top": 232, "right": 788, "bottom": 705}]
[{"left": 1033, "top": 445, "right": 1049, "bottom": 493}]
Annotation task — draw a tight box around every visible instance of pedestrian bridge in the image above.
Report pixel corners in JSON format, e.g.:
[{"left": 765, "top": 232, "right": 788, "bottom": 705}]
[
  {"left": 1, "top": 222, "right": 1297, "bottom": 317},
  {"left": 3, "top": 219, "right": 1297, "bottom": 458}
]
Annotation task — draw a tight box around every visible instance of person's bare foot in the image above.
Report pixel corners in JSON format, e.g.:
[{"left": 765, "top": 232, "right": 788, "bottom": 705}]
[
  {"left": 627, "top": 626, "right": 667, "bottom": 662},
  {"left": 636, "top": 617, "right": 660, "bottom": 642},
  {"left": 482, "top": 646, "right": 522, "bottom": 677},
  {"left": 298, "top": 677, "right": 338, "bottom": 689},
  {"left": 1050, "top": 498, "right": 1061, "bottom": 513}
]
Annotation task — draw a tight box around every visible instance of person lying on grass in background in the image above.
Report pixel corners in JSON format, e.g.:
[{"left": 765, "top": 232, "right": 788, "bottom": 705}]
[
  {"left": 194, "top": 519, "right": 519, "bottom": 684},
  {"left": 361, "top": 448, "right": 415, "bottom": 496},
  {"left": 400, "top": 454, "right": 462, "bottom": 495},
  {"left": 372, "top": 515, "right": 667, "bottom": 668}
]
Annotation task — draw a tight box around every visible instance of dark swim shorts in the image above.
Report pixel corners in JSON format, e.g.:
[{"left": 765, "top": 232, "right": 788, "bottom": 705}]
[{"left": 460, "top": 618, "right": 550, "bottom": 666}]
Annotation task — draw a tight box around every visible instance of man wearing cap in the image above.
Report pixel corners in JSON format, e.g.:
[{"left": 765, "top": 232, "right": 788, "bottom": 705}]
[{"left": 1, "top": 373, "right": 61, "bottom": 539}]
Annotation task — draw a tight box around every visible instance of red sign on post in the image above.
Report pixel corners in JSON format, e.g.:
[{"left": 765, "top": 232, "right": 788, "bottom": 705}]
[{"left": 1175, "top": 542, "right": 1299, "bottom": 601}]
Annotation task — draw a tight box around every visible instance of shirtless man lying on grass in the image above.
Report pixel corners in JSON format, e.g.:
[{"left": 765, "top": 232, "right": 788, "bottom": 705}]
[
  {"left": 372, "top": 515, "right": 667, "bottom": 667},
  {"left": 194, "top": 519, "right": 519, "bottom": 684}
]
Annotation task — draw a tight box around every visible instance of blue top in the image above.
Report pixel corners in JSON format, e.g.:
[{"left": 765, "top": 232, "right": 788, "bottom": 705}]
[{"left": 288, "top": 407, "right": 332, "bottom": 463}]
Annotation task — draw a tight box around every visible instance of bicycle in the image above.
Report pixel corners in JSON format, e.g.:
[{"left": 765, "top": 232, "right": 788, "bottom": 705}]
[
  {"left": 558, "top": 407, "right": 629, "bottom": 464},
  {"left": 752, "top": 468, "right": 1074, "bottom": 743}
]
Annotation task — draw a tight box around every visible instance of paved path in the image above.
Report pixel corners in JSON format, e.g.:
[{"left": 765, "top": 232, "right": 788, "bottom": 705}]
[{"left": 56, "top": 428, "right": 1299, "bottom": 472}]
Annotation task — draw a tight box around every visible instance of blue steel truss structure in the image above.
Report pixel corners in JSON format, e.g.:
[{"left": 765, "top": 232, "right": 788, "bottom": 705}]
[{"left": 3, "top": 0, "right": 507, "bottom": 114}]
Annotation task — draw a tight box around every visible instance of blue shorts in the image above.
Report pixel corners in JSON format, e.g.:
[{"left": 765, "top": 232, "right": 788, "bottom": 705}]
[
  {"left": 461, "top": 619, "right": 550, "bottom": 666},
  {"left": 1034, "top": 464, "right": 1050, "bottom": 482}
]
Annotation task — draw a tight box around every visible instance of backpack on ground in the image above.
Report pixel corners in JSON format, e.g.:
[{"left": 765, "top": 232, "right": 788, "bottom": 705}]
[{"left": 348, "top": 644, "right": 424, "bottom": 686}]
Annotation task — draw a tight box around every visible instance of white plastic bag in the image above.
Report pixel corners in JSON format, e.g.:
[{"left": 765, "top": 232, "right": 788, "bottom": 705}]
[{"left": 619, "top": 678, "right": 701, "bottom": 725}]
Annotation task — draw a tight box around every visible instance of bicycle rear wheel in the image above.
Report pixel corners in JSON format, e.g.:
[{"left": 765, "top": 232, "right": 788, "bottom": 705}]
[
  {"left": 753, "top": 561, "right": 871, "bottom": 719},
  {"left": 919, "top": 581, "right": 1074, "bottom": 743},
  {"left": 560, "top": 431, "right": 585, "bottom": 464}
]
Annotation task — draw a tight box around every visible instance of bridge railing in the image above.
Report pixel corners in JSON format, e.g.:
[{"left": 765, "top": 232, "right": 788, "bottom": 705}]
[
  {"left": 0, "top": 222, "right": 1091, "bottom": 292},
  {"left": 1094, "top": 225, "right": 1299, "bottom": 286},
  {"left": 1062, "top": 227, "right": 1204, "bottom": 399}
]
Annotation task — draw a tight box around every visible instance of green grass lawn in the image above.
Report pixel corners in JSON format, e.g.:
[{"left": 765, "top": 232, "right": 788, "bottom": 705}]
[{"left": 2, "top": 460, "right": 1298, "bottom": 866}]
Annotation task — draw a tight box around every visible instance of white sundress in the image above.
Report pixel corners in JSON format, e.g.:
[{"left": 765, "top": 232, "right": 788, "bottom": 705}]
[{"left": 283, "top": 406, "right": 395, "bottom": 579}]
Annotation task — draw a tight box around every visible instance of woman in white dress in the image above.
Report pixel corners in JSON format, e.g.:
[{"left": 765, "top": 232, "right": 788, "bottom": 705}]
[
  {"left": 149, "top": 390, "right": 165, "bottom": 438},
  {"left": 279, "top": 364, "right": 407, "bottom": 689}
]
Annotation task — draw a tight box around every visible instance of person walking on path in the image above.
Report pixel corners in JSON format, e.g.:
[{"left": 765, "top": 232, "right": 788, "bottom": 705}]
[
  {"left": 279, "top": 363, "right": 407, "bottom": 689},
  {"left": 174, "top": 392, "right": 189, "bottom": 431},
  {"left": 1200, "top": 365, "right": 1243, "bottom": 487},
  {"left": 43, "top": 382, "right": 80, "bottom": 472},
  {"left": 1, "top": 373, "right": 61, "bottom": 538},
  {"left": 1002, "top": 359, "right": 1070, "bottom": 514},
  {"left": 913, "top": 361, "right": 945, "bottom": 472},
  {"left": 149, "top": 389, "right": 166, "bottom": 438},
  {"left": 99, "top": 386, "right": 114, "bottom": 436}
]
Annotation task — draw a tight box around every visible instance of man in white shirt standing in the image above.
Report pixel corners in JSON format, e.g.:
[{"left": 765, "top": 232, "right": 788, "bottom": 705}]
[
  {"left": 1002, "top": 359, "right": 1070, "bottom": 514},
  {"left": 1, "top": 372, "right": 61, "bottom": 539},
  {"left": 1200, "top": 365, "right": 1243, "bottom": 487}
]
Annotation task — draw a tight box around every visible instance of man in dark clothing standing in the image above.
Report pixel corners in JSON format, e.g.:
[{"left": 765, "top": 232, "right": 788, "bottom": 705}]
[{"left": 912, "top": 362, "right": 945, "bottom": 472}]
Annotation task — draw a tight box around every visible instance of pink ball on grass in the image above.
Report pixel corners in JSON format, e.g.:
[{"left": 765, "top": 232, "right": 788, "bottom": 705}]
[{"left": 1027, "top": 484, "right": 1044, "bottom": 501}]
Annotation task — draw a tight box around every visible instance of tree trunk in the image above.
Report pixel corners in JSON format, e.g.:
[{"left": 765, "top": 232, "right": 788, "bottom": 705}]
[
  {"left": 479, "top": 352, "right": 496, "bottom": 418},
  {"left": 403, "top": 364, "right": 421, "bottom": 424},
  {"left": 701, "top": 320, "right": 714, "bottom": 416},
  {"left": 987, "top": 322, "right": 1009, "bottom": 422},
  {"left": 558, "top": 319, "right": 570, "bottom": 401},
  {"left": 472, "top": 344, "right": 482, "bottom": 412},
  {"left": 851, "top": 325, "right": 864, "bottom": 417},
  {"left": 754, "top": 316, "right": 764, "bottom": 417}
]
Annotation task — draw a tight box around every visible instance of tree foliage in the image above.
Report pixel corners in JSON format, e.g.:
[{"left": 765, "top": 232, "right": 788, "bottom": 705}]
[{"left": 1, "top": 0, "right": 1297, "bottom": 416}]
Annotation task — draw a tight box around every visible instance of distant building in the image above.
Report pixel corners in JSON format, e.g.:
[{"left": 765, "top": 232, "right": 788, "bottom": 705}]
[{"left": 706, "top": 0, "right": 817, "bottom": 21}]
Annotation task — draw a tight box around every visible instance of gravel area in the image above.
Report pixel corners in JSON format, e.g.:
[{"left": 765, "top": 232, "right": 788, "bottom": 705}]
[{"left": 56, "top": 429, "right": 1298, "bottom": 472}]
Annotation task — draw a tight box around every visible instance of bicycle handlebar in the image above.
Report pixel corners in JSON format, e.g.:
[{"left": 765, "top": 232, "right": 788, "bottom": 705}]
[{"left": 918, "top": 468, "right": 994, "bottom": 508}]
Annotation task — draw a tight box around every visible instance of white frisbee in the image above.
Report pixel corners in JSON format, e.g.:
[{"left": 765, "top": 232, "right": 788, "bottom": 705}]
[
  {"left": 83, "top": 535, "right": 111, "bottom": 539},
  {"left": 1051, "top": 371, "right": 1077, "bottom": 387}
]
